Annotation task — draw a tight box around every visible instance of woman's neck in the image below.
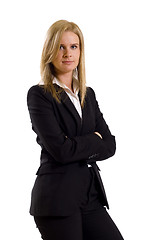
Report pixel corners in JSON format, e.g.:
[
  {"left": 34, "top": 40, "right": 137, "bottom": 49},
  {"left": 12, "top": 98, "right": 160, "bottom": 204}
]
[{"left": 56, "top": 72, "right": 73, "bottom": 92}]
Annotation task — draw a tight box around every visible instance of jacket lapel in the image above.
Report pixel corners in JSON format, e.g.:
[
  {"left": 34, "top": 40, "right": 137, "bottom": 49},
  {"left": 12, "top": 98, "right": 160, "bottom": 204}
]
[
  {"left": 78, "top": 91, "right": 90, "bottom": 135},
  {"left": 60, "top": 90, "right": 82, "bottom": 135}
]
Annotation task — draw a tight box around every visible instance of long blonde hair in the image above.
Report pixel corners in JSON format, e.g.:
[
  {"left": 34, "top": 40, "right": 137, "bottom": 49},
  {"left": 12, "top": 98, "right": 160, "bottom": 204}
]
[{"left": 40, "top": 20, "right": 86, "bottom": 107}]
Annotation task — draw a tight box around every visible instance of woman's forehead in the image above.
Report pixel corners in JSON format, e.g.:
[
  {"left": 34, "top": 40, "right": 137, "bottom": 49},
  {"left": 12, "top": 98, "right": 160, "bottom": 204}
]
[{"left": 60, "top": 31, "right": 79, "bottom": 44}]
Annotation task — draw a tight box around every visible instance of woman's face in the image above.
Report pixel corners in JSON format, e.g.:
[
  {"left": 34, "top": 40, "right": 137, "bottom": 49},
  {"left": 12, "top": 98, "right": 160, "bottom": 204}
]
[{"left": 52, "top": 31, "right": 80, "bottom": 76}]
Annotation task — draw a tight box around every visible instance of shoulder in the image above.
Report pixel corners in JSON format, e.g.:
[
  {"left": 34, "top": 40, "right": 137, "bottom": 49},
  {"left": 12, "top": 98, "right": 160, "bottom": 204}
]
[
  {"left": 27, "top": 84, "right": 45, "bottom": 96},
  {"left": 82, "top": 87, "right": 98, "bottom": 109},
  {"left": 86, "top": 86, "right": 97, "bottom": 100},
  {"left": 27, "top": 85, "right": 53, "bottom": 105},
  {"left": 27, "top": 84, "right": 63, "bottom": 99},
  {"left": 27, "top": 84, "right": 56, "bottom": 98}
]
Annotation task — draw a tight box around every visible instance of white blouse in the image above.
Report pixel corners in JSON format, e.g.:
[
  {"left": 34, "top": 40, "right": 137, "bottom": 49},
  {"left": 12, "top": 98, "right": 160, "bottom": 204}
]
[{"left": 52, "top": 77, "right": 82, "bottom": 119}]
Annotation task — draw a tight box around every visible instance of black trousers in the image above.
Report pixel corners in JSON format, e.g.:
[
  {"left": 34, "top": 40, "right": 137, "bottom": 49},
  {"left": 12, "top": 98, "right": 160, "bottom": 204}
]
[{"left": 34, "top": 167, "right": 124, "bottom": 240}]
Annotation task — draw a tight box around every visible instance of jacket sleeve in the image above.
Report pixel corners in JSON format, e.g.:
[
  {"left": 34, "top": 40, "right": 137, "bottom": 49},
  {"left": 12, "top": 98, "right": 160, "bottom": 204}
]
[
  {"left": 86, "top": 88, "right": 116, "bottom": 164},
  {"left": 27, "top": 85, "right": 109, "bottom": 165}
]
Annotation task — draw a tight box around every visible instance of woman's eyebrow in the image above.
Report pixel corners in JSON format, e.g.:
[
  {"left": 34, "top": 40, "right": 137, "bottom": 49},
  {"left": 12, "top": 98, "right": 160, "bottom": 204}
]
[{"left": 60, "top": 43, "right": 79, "bottom": 45}]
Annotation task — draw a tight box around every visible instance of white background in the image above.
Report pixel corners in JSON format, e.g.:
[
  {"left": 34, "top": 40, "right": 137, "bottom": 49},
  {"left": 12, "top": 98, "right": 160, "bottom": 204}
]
[{"left": 0, "top": 0, "right": 160, "bottom": 239}]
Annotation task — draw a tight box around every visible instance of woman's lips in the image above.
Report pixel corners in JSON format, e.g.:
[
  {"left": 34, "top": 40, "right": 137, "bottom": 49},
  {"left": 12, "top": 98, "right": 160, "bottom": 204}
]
[{"left": 62, "top": 61, "right": 74, "bottom": 65}]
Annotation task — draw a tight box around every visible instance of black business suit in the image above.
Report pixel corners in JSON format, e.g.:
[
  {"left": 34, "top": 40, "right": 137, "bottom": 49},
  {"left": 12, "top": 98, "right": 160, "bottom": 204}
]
[{"left": 27, "top": 84, "right": 124, "bottom": 240}]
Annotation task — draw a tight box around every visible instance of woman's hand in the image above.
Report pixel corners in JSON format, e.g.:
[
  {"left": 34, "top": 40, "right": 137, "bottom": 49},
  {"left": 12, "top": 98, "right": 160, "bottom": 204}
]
[{"left": 94, "top": 132, "right": 102, "bottom": 139}]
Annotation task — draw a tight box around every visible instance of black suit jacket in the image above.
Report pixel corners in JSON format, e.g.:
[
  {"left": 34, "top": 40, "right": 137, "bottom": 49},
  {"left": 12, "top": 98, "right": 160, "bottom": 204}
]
[{"left": 27, "top": 84, "right": 116, "bottom": 216}]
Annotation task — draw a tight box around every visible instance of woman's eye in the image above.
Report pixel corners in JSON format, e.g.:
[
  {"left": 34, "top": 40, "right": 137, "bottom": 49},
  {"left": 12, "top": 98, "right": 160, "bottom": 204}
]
[
  {"left": 59, "top": 45, "right": 78, "bottom": 50},
  {"left": 60, "top": 45, "right": 64, "bottom": 50},
  {"left": 71, "top": 45, "right": 77, "bottom": 49}
]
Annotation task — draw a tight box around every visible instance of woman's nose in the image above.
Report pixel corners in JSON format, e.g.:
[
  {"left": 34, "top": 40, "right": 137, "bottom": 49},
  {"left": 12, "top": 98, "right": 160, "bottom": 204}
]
[{"left": 63, "top": 48, "right": 72, "bottom": 57}]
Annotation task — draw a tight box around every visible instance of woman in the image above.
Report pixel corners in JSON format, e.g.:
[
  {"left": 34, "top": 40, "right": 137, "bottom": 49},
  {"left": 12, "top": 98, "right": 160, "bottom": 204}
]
[{"left": 27, "top": 20, "right": 124, "bottom": 240}]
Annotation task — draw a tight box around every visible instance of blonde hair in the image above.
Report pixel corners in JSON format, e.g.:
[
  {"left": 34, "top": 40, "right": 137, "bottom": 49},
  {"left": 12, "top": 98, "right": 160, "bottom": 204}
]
[{"left": 40, "top": 20, "right": 86, "bottom": 107}]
